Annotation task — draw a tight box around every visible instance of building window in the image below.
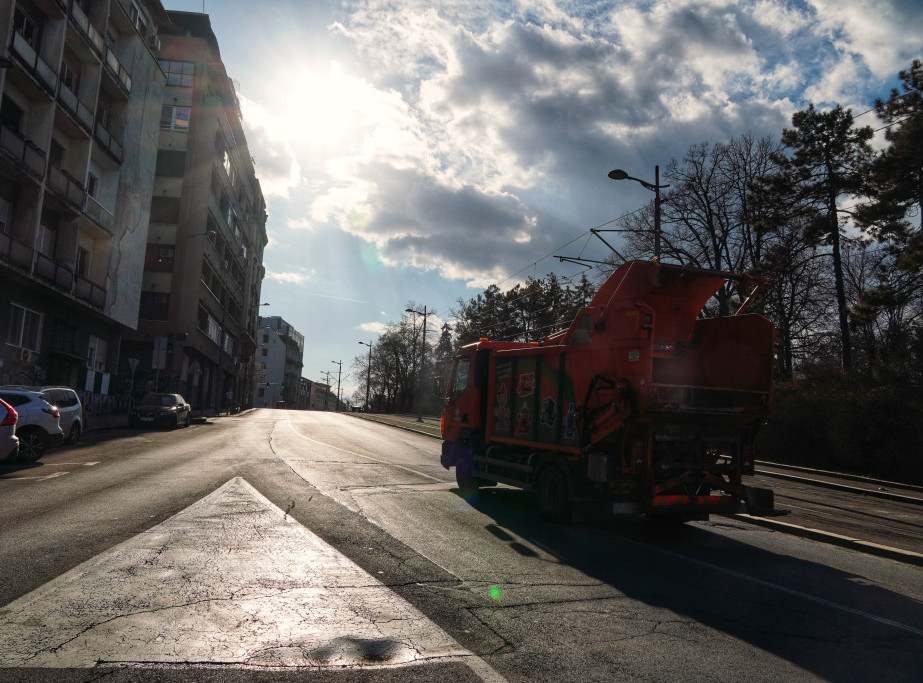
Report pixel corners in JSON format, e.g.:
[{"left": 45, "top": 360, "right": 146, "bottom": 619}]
[
  {"left": 150, "top": 196, "right": 181, "bottom": 223},
  {"left": 155, "top": 150, "right": 186, "bottom": 177},
  {"left": 13, "top": 6, "right": 41, "bottom": 50},
  {"left": 60, "top": 52, "right": 80, "bottom": 93},
  {"left": 160, "top": 105, "right": 191, "bottom": 132},
  {"left": 76, "top": 246, "right": 90, "bottom": 277},
  {"left": 261, "top": 348, "right": 267, "bottom": 357},
  {"left": 0, "top": 197, "right": 12, "bottom": 234},
  {"left": 139, "top": 292, "right": 169, "bottom": 321},
  {"left": 86, "top": 173, "right": 98, "bottom": 198},
  {"left": 129, "top": 2, "right": 148, "bottom": 37},
  {"left": 0, "top": 96, "right": 24, "bottom": 132},
  {"left": 7, "top": 303, "right": 42, "bottom": 351},
  {"left": 158, "top": 60, "right": 195, "bottom": 87},
  {"left": 87, "top": 334, "right": 108, "bottom": 371}
]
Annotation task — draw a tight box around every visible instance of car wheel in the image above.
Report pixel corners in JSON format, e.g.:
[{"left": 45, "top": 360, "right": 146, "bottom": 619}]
[
  {"left": 67, "top": 421, "right": 82, "bottom": 445},
  {"left": 17, "top": 429, "right": 46, "bottom": 463},
  {"left": 184, "top": 413, "right": 191, "bottom": 428}
]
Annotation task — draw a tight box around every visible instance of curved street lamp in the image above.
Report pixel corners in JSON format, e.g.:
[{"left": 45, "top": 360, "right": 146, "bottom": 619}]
[
  {"left": 405, "top": 306, "right": 434, "bottom": 422},
  {"left": 608, "top": 166, "right": 670, "bottom": 260}
]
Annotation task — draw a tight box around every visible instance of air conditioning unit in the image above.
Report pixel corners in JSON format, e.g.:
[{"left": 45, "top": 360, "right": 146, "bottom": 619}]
[{"left": 148, "top": 34, "right": 161, "bottom": 51}]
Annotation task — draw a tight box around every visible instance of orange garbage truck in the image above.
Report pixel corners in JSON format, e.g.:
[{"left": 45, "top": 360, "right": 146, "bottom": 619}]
[{"left": 440, "top": 260, "right": 777, "bottom": 522}]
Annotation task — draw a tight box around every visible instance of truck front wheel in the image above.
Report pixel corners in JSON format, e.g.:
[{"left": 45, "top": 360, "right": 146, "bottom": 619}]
[{"left": 536, "top": 464, "right": 570, "bottom": 521}]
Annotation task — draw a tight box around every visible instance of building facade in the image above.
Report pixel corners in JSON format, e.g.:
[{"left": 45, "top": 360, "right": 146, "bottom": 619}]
[
  {"left": 252, "top": 315, "right": 303, "bottom": 408},
  {"left": 1, "top": 0, "right": 167, "bottom": 413},
  {"left": 120, "top": 10, "right": 267, "bottom": 412}
]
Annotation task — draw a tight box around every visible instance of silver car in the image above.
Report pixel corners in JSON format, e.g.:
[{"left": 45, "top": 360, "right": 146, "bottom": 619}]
[{"left": 0, "top": 398, "right": 19, "bottom": 462}]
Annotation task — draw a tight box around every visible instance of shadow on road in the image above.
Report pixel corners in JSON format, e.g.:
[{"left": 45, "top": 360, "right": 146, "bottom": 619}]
[{"left": 456, "top": 486, "right": 922, "bottom": 681}]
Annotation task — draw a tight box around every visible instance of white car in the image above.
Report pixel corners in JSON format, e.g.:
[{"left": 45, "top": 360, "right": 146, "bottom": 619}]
[
  {"left": 0, "top": 389, "right": 63, "bottom": 462},
  {"left": 0, "top": 385, "right": 84, "bottom": 445},
  {"left": 0, "top": 398, "right": 19, "bottom": 462}
]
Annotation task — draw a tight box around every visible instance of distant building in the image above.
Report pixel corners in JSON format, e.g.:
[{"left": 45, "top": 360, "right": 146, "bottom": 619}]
[
  {"left": 120, "top": 10, "right": 267, "bottom": 412},
  {"left": 0, "top": 0, "right": 167, "bottom": 414},
  {"left": 253, "top": 316, "right": 304, "bottom": 408}
]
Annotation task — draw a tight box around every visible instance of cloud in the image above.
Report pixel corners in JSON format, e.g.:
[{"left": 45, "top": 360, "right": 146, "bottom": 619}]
[
  {"left": 266, "top": 270, "right": 314, "bottom": 284},
  {"left": 358, "top": 321, "right": 388, "bottom": 334},
  {"left": 303, "top": 0, "right": 921, "bottom": 285},
  {"left": 241, "top": 97, "right": 302, "bottom": 198}
]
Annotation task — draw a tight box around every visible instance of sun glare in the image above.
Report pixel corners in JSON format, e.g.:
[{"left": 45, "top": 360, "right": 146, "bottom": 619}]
[{"left": 269, "top": 62, "right": 375, "bottom": 152}]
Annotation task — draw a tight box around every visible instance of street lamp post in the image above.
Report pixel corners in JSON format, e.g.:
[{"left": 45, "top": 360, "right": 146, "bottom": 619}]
[
  {"left": 608, "top": 166, "right": 670, "bottom": 260},
  {"left": 331, "top": 360, "right": 342, "bottom": 411},
  {"left": 405, "top": 305, "right": 432, "bottom": 422},
  {"left": 318, "top": 370, "right": 333, "bottom": 410},
  {"left": 358, "top": 341, "right": 373, "bottom": 410}
]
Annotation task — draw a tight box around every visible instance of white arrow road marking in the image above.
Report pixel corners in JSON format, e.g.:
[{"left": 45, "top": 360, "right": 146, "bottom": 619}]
[{"left": 0, "top": 477, "right": 506, "bottom": 680}]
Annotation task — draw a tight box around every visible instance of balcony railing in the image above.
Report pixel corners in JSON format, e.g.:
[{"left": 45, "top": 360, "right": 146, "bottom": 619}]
[
  {"left": 68, "top": 1, "right": 104, "bottom": 55},
  {"left": 74, "top": 274, "right": 106, "bottom": 309},
  {"left": 56, "top": 82, "right": 94, "bottom": 133},
  {"left": 84, "top": 194, "right": 115, "bottom": 232},
  {"left": 46, "top": 165, "right": 86, "bottom": 210},
  {"left": 0, "top": 123, "right": 46, "bottom": 180},
  {"left": 34, "top": 251, "right": 74, "bottom": 290},
  {"left": 0, "top": 231, "right": 35, "bottom": 269},
  {"left": 10, "top": 32, "right": 58, "bottom": 95},
  {"left": 94, "top": 121, "right": 123, "bottom": 162},
  {"left": 104, "top": 46, "right": 132, "bottom": 95}
]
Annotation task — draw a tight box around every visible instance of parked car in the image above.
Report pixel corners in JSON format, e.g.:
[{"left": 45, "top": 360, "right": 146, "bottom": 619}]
[
  {"left": 0, "top": 398, "right": 19, "bottom": 462},
  {"left": 129, "top": 393, "right": 191, "bottom": 429},
  {"left": 0, "top": 389, "right": 63, "bottom": 462},
  {"left": 0, "top": 386, "right": 84, "bottom": 444}
]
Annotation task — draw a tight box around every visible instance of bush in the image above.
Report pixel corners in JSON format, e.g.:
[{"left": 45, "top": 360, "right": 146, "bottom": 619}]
[{"left": 759, "top": 369, "right": 923, "bottom": 484}]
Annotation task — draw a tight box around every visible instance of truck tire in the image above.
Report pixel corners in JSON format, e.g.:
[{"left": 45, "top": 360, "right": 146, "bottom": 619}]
[{"left": 536, "top": 464, "right": 570, "bottom": 521}]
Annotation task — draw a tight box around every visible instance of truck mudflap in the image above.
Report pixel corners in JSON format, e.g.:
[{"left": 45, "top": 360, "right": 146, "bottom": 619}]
[{"left": 441, "top": 440, "right": 472, "bottom": 470}]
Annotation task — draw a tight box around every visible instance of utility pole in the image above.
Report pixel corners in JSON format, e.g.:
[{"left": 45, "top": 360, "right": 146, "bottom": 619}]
[{"left": 331, "top": 360, "right": 342, "bottom": 411}]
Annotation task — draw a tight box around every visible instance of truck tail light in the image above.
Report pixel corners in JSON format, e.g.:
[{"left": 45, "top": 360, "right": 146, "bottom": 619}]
[
  {"left": 440, "top": 413, "right": 445, "bottom": 439},
  {"left": 1, "top": 406, "right": 17, "bottom": 427}
]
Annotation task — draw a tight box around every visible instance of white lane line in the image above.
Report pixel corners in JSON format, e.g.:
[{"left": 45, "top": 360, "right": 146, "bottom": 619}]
[
  {"left": 0, "top": 477, "right": 506, "bottom": 680},
  {"left": 616, "top": 536, "right": 923, "bottom": 637},
  {"left": 2, "top": 471, "right": 71, "bottom": 481},
  {"left": 285, "top": 416, "right": 446, "bottom": 484}
]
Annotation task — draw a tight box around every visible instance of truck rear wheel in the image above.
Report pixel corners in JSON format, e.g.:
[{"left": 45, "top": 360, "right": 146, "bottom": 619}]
[{"left": 536, "top": 464, "right": 570, "bottom": 521}]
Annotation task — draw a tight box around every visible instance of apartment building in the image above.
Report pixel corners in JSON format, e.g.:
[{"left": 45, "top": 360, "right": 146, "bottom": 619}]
[
  {"left": 120, "top": 10, "right": 267, "bottom": 412},
  {"left": 252, "top": 315, "right": 303, "bottom": 408},
  {"left": 0, "top": 0, "right": 167, "bottom": 407}
]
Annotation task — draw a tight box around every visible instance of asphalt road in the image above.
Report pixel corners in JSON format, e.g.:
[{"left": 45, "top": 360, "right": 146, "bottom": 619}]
[{"left": 0, "top": 409, "right": 920, "bottom": 682}]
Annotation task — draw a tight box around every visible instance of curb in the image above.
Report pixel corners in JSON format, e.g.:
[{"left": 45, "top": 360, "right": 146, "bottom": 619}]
[{"left": 727, "top": 513, "right": 923, "bottom": 567}]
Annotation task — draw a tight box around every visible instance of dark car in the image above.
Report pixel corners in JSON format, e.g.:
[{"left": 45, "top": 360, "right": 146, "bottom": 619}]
[{"left": 129, "top": 393, "right": 191, "bottom": 429}]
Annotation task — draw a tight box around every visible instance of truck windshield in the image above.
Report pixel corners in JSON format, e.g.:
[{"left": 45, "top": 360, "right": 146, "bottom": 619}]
[{"left": 450, "top": 357, "right": 470, "bottom": 398}]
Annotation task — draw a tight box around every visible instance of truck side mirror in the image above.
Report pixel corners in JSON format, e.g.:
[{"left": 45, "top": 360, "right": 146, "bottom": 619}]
[{"left": 432, "top": 377, "right": 443, "bottom": 396}]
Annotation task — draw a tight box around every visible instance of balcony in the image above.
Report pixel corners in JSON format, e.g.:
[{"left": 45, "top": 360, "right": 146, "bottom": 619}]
[
  {"left": 84, "top": 194, "right": 115, "bottom": 232},
  {"left": 46, "top": 165, "right": 86, "bottom": 211},
  {"left": 0, "top": 231, "right": 35, "bottom": 270},
  {"left": 68, "top": 1, "right": 104, "bottom": 56},
  {"left": 103, "top": 46, "right": 132, "bottom": 96},
  {"left": 74, "top": 275, "right": 106, "bottom": 309},
  {"left": 34, "top": 251, "right": 75, "bottom": 290},
  {"left": 94, "top": 121, "right": 123, "bottom": 162},
  {"left": 0, "top": 123, "right": 46, "bottom": 181},
  {"left": 9, "top": 32, "right": 58, "bottom": 96},
  {"left": 56, "top": 82, "right": 94, "bottom": 134}
]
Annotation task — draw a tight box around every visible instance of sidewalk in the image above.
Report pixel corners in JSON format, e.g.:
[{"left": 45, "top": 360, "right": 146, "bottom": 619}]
[{"left": 86, "top": 409, "right": 249, "bottom": 431}]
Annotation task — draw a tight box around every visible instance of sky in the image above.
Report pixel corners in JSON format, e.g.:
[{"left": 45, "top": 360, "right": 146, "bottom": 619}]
[{"left": 162, "top": 0, "right": 922, "bottom": 403}]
